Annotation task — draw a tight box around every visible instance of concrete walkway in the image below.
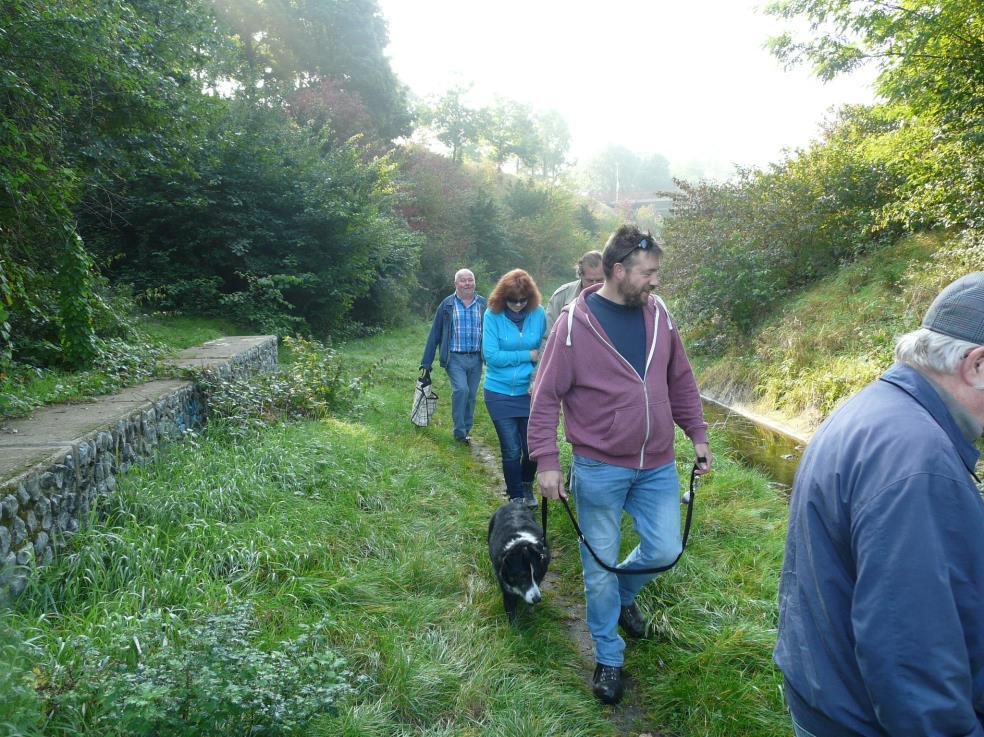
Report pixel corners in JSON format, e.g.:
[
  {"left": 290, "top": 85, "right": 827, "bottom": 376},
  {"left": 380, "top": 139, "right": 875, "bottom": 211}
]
[
  {"left": 0, "top": 337, "right": 274, "bottom": 480},
  {"left": 0, "top": 336, "right": 277, "bottom": 598}
]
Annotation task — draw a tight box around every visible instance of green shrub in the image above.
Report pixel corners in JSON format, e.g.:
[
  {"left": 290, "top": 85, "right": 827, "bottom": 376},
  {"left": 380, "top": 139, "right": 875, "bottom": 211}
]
[
  {"left": 662, "top": 104, "right": 904, "bottom": 349},
  {"left": 217, "top": 274, "right": 310, "bottom": 337},
  {"left": 153, "top": 278, "right": 226, "bottom": 318},
  {"left": 195, "top": 336, "right": 377, "bottom": 433},
  {"left": 38, "top": 602, "right": 351, "bottom": 737},
  {"left": 95, "top": 103, "right": 420, "bottom": 339}
]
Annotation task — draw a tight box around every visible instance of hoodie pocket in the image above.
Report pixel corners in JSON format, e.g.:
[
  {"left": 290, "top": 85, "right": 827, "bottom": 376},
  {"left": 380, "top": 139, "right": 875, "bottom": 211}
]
[
  {"left": 647, "top": 398, "right": 675, "bottom": 456},
  {"left": 598, "top": 404, "right": 648, "bottom": 457}
]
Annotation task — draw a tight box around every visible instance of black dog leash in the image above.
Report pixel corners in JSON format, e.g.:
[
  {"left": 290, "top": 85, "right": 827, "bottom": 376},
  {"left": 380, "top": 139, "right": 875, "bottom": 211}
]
[{"left": 540, "top": 460, "right": 703, "bottom": 575}]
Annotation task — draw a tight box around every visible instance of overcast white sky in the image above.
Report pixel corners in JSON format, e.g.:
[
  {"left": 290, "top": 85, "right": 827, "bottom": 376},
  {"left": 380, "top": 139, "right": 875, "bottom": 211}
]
[{"left": 376, "top": 0, "right": 879, "bottom": 178}]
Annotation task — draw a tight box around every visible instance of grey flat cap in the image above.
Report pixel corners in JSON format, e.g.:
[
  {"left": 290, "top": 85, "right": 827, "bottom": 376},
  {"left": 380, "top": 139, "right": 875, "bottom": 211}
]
[{"left": 922, "top": 272, "right": 984, "bottom": 345}]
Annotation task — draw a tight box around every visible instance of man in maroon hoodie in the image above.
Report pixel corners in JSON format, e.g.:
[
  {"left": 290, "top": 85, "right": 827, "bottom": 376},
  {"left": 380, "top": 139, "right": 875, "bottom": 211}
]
[{"left": 529, "top": 224, "right": 711, "bottom": 705}]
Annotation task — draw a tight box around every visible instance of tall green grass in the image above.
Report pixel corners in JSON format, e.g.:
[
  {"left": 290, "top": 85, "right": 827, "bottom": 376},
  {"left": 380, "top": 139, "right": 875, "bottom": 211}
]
[{"left": 3, "top": 322, "right": 790, "bottom": 736}]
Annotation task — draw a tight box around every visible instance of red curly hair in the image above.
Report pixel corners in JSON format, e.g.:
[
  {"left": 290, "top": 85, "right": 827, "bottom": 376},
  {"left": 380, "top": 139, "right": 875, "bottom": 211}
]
[{"left": 487, "top": 269, "right": 542, "bottom": 314}]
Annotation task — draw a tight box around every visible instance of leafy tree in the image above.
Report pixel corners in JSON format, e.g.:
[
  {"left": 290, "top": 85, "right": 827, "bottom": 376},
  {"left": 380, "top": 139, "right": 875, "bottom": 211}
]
[
  {"left": 535, "top": 110, "right": 572, "bottom": 180},
  {"left": 579, "top": 146, "right": 674, "bottom": 201},
  {"left": 767, "top": 0, "right": 984, "bottom": 228},
  {"left": 478, "top": 99, "right": 538, "bottom": 173},
  {"left": 768, "top": 0, "right": 982, "bottom": 136},
  {"left": 92, "top": 102, "right": 418, "bottom": 335},
  {"left": 420, "top": 87, "right": 483, "bottom": 164},
  {"left": 577, "top": 204, "right": 600, "bottom": 236},
  {"left": 507, "top": 105, "right": 542, "bottom": 175},
  {"left": 1, "top": 0, "right": 222, "bottom": 366},
  {"left": 503, "top": 179, "right": 592, "bottom": 282},
  {"left": 286, "top": 77, "right": 379, "bottom": 150},
  {"left": 396, "top": 146, "right": 478, "bottom": 307},
  {"left": 469, "top": 190, "right": 516, "bottom": 279},
  {"left": 213, "top": 0, "right": 411, "bottom": 139},
  {"left": 505, "top": 179, "right": 552, "bottom": 220}
]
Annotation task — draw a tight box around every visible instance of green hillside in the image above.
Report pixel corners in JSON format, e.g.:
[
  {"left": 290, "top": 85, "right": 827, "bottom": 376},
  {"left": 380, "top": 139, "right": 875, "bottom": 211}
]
[{"left": 688, "top": 231, "right": 977, "bottom": 435}]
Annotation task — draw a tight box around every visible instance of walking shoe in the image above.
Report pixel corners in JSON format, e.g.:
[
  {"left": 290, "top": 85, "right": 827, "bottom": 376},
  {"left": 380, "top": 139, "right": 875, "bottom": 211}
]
[
  {"left": 592, "top": 663, "right": 624, "bottom": 705},
  {"left": 454, "top": 435, "right": 471, "bottom": 445},
  {"left": 618, "top": 602, "right": 648, "bottom": 639},
  {"left": 521, "top": 483, "right": 539, "bottom": 509}
]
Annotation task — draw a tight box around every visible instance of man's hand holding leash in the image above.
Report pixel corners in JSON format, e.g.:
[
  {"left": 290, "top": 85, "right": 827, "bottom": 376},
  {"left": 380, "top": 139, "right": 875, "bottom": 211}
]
[
  {"left": 693, "top": 442, "right": 712, "bottom": 475},
  {"left": 537, "top": 469, "right": 567, "bottom": 500}
]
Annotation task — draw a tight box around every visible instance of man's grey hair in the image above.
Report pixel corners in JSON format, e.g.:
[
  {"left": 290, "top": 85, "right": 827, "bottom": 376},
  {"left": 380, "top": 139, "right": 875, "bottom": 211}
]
[
  {"left": 575, "top": 251, "right": 602, "bottom": 278},
  {"left": 895, "top": 327, "right": 980, "bottom": 374}
]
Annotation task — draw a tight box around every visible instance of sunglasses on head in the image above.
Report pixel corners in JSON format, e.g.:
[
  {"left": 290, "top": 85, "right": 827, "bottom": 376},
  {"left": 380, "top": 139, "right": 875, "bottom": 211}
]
[{"left": 615, "top": 234, "right": 657, "bottom": 264}]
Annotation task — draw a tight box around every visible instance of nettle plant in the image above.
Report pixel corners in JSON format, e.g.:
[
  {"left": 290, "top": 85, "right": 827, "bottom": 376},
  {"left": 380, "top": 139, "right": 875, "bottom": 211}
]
[
  {"left": 194, "top": 336, "right": 379, "bottom": 433},
  {"left": 38, "top": 602, "right": 353, "bottom": 736}
]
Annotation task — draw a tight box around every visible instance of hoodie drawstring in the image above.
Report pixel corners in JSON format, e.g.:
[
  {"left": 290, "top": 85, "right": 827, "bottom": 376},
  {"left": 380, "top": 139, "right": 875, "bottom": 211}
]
[{"left": 565, "top": 292, "right": 670, "bottom": 350}]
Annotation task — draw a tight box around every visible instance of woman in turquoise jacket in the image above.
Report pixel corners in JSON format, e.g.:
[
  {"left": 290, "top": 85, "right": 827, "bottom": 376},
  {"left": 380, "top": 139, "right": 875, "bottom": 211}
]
[{"left": 482, "top": 269, "right": 547, "bottom": 507}]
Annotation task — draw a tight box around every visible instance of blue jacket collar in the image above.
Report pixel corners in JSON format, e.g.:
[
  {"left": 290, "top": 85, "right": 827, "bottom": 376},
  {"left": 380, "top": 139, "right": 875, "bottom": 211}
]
[{"left": 880, "top": 363, "right": 981, "bottom": 474}]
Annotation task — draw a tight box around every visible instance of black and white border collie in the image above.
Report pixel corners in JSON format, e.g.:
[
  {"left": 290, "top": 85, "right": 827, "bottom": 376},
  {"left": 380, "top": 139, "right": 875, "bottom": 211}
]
[{"left": 488, "top": 501, "right": 550, "bottom": 623}]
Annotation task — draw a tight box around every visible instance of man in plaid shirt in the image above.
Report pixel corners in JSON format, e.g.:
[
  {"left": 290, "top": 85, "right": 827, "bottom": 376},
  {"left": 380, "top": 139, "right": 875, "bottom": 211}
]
[{"left": 420, "top": 269, "right": 487, "bottom": 443}]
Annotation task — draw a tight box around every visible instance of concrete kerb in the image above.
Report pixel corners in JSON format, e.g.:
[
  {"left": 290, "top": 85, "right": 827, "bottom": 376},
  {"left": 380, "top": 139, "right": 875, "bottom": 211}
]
[{"left": 0, "top": 336, "right": 278, "bottom": 603}]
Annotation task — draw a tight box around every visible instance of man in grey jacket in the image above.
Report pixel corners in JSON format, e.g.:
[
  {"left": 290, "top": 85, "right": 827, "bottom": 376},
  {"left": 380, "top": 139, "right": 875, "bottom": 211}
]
[
  {"left": 775, "top": 272, "right": 984, "bottom": 737},
  {"left": 541, "top": 250, "right": 604, "bottom": 352}
]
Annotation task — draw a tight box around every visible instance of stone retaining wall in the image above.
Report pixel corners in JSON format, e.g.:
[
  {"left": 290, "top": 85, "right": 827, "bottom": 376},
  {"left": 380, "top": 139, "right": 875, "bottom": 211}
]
[{"left": 0, "top": 336, "right": 277, "bottom": 601}]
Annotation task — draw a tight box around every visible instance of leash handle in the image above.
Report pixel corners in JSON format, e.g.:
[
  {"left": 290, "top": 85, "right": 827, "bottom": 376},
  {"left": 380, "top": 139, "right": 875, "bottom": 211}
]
[
  {"left": 684, "top": 455, "right": 707, "bottom": 504},
  {"left": 543, "top": 462, "right": 701, "bottom": 576}
]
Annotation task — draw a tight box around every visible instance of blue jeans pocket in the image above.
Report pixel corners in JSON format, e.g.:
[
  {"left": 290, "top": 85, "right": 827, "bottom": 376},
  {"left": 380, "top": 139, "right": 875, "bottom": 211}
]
[{"left": 572, "top": 453, "right": 605, "bottom": 468}]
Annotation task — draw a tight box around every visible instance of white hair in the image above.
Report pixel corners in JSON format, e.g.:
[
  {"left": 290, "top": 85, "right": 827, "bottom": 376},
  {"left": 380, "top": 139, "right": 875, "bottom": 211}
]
[
  {"left": 454, "top": 268, "right": 474, "bottom": 282},
  {"left": 894, "top": 327, "right": 979, "bottom": 374}
]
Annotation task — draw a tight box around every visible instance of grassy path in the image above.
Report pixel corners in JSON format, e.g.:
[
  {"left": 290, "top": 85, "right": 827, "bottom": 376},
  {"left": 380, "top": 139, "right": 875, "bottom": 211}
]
[{"left": 3, "top": 323, "right": 791, "bottom": 737}]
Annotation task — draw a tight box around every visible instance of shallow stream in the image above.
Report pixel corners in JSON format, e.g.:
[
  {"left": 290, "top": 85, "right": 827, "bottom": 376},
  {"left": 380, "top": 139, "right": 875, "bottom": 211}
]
[{"left": 701, "top": 397, "right": 805, "bottom": 490}]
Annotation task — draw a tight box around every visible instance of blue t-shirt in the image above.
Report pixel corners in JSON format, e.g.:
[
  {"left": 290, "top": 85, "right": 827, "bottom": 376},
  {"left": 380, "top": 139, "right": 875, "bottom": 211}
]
[{"left": 586, "top": 292, "right": 646, "bottom": 378}]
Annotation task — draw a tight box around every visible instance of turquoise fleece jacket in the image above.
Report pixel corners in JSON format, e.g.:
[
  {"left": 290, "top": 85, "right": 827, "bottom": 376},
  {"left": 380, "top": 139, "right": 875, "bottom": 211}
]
[{"left": 482, "top": 306, "right": 547, "bottom": 396}]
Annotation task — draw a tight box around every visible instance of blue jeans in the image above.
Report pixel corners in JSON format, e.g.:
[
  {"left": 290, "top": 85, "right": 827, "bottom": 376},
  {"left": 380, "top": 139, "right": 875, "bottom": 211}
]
[
  {"left": 790, "top": 717, "right": 819, "bottom": 737},
  {"left": 446, "top": 352, "right": 482, "bottom": 439},
  {"left": 571, "top": 453, "right": 682, "bottom": 666},
  {"left": 491, "top": 415, "right": 536, "bottom": 498}
]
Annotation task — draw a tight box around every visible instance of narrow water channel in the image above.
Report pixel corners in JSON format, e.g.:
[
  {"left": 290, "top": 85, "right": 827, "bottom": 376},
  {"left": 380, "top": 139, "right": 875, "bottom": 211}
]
[{"left": 701, "top": 398, "right": 805, "bottom": 490}]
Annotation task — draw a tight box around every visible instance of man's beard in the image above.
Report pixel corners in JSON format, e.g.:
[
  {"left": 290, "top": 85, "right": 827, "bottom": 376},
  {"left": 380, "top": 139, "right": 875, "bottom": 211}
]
[{"left": 618, "top": 283, "right": 650, "bottom": 307}]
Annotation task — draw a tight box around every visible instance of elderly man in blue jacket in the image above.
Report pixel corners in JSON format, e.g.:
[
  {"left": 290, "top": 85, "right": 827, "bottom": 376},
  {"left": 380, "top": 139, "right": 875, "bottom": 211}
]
[
  {"left": 775, "top": 272, "right": 984, "bottom": 737},
  {"left": 420, "top": 268, "right": 487, "bottom": 443}
]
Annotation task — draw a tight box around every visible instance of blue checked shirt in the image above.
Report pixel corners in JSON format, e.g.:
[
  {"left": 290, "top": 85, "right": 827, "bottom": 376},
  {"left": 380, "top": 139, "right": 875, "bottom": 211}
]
[{"left": 450, "top": 297, "right": 482, "bottom": 353}]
